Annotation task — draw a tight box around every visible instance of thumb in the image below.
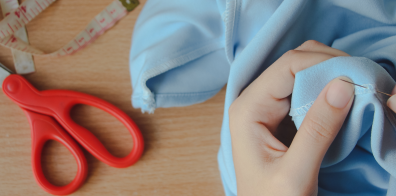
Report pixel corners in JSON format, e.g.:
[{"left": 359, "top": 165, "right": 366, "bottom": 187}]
[
  {"left": 387, "top": 85, "right": 396, "bottom": 113},
  {"left": 283, "top": 77, "right": 354, "bottom": 176}
]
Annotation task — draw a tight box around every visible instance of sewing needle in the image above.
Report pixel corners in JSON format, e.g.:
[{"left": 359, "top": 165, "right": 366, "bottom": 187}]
[{"left": 339, "top": 79, "right": 392, "bottom": 97}]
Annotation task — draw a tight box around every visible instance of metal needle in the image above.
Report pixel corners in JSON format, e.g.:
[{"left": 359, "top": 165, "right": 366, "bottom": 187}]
[{"left": 339, "top": 78, "right": 392, "bottom": 97}]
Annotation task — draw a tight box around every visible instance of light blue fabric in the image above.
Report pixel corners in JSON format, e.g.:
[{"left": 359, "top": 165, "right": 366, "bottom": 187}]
[
  {"left": 291, "top": 57, "right": 395, "bottom": 195},
  {"left": 129, "top": 0, "right": 396, "bottom": 195}
]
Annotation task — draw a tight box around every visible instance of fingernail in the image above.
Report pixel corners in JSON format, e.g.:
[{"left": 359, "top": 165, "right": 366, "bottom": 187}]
[{"left": 326, "top": 77, "right": 355, "bottom": 108}]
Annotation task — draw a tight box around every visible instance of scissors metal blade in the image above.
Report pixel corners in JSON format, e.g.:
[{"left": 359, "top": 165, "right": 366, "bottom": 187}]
[{"left": 0, "top": 63, "right": 12, "bottom": 88}]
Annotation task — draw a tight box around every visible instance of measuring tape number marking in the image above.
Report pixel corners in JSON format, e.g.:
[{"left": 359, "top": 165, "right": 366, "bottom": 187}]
[
  {"left": 0, "top": 0, "right": 35, "bottom": 74},
  {"left": 0, "top": 0, "right": 139, "bottom": 57}
]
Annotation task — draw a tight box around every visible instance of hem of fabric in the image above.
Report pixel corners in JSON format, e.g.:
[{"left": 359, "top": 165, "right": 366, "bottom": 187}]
[
  {"left": 289, "top": 83, "right": 377, "bottom": 118},
  {"left": 132, "top": 87, "right": 224, "bottom": 112},
  {"left": 136, "top": 41, "right": 225, "bottom": 113}
]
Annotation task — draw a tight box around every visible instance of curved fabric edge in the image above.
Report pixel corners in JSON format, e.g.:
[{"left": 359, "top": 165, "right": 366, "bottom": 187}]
[
  {"left": 289, "top": 83, "right": 378, "bottom": 119},
  {"left": 132, "top": 87, "right": 224, "bottom": 109},
  {"left": 289, "top": 56, "right": 396, "bottom": 195},
  {"left": 132, "top": 41, "right": 224, "bottom": 113}
]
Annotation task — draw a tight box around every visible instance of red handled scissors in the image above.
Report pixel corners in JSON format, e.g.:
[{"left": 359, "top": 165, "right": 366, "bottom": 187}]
[{"left": 0, "top": 64, "right": 144, "bottom": 195}]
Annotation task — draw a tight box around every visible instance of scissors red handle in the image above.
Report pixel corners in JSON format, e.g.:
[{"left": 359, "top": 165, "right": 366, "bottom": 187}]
[
  {"left": 24, "top": 110, "right": 88, "bottom": 195},
  {"left": 2, "top": 75, "right": 144, "bottom": 194}
]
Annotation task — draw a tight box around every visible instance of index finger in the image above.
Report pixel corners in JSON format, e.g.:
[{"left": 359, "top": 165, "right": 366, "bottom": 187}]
[
  {"left": 387, "top": 86, "right": 396, "bottom": 112},
  {"left": 239, "top": 50, "right": 335, "bottom": 130}
]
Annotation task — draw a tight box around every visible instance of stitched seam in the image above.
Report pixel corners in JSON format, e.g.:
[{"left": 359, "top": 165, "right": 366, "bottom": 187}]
[
  {"left": 289, "top": 84, "right": 378, "bottom": 117},
  {"left": 224, "top": 0, "right": 236, "bottom": 63},
  {"left": 132, "top": 87, "right": 223, "bottom": 99},
  {"left": 136, "top": 42, "right": 224, "bottom": 112},
  {"left": 140, "top": 42, "right": 224, "bottom": 89},
  {"left": 131, "top": 39, "right": 224, "bottom": 90},
  {"left": 289, "top": 101, "right": 314, "bottom": 117}
]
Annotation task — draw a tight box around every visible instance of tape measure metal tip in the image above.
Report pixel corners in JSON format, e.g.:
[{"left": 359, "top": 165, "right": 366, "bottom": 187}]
[{"left": 119, "top": 0, "right": 139, "bottom": 11}]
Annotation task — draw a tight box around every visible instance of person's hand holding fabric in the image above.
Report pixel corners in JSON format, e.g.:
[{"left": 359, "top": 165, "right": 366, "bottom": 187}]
[
  {"left": 388, "top": 88, "right": 396, "bottom": 113},
  {"left": 229, "top": 41, "right": 354, "bottom": 195}
]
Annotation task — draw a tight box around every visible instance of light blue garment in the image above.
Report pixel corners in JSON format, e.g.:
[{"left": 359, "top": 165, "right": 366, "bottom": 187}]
[
  {"left": 291, "top": 57, "right": 395, "bottom": 195},
  {"left": 129, "top": 0, "right": 396, "bottom": 195}
]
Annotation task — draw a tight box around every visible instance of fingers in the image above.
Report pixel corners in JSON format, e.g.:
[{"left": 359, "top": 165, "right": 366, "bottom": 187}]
[
  {"left": 387, "top": 85, "right": 396, "bottom": 112},
  {"left": 260, "top": 50, "right": 334, "bottom": 99},
  {"left": 295, "top": 40, "right": 350, "bottom": 57},
  {"left": 283, "top": 77, "right": 354, "bottom": 176},
  {"left": 229, "top": 41, "right": 352, "bottom": 195},
  {"left": 240, "top": 41, "right": 349, "bottom": 132},
  {"left": 241, "top": 50, "right": 335, "bottom": 132}
]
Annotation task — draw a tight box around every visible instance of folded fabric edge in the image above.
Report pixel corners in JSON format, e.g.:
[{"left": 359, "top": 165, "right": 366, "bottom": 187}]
[
  {"left": 132, "top": 87, "right": 224, "bottom": 112},
  {"left": 289, "top": 83, "right": 378, "bottom": 118},
  {"left": 133, "top": 41, "right": 225, "bottom": 113}
]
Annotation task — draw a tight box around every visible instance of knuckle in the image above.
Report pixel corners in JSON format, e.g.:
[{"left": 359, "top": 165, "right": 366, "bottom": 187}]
[
  {"left": 304, "top": 117, "right": 334, "bottom": 142},
  {"left": 229, "top": 98, "right": 248, "bottom": 122},
  {"left": 283, "top": 49, "right": 300, "bottom": 58},
  {"left": 300, "top": 40, "right": 323, "bottom": 50}
]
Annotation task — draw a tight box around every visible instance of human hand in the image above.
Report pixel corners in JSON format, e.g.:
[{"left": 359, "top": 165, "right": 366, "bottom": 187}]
[
  {"left": 387, "top": 87, "right": 396, "bottom": 112},
  {"left": 229, "top": 40, "right": 353, "bottom": 196}
]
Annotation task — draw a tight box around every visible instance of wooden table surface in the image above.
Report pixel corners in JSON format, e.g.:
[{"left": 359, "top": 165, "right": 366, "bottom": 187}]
[{"left": 0, "top": 0, "right": 226, "bottom": 195}]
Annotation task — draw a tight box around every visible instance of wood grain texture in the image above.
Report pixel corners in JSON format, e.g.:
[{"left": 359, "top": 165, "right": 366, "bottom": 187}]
[{"left": 0, "top": 0, "right": 226, "bottom": 195}]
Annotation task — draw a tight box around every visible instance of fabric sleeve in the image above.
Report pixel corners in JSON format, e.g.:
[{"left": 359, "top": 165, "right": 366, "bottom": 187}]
[{"left": 129, "top": 0, "right": 229, "bottom": 113}]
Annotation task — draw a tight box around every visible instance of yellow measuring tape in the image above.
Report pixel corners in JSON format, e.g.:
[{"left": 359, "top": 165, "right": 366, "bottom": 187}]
[{"left": 0, "top": 0, "right": 139, "bottom": 57}]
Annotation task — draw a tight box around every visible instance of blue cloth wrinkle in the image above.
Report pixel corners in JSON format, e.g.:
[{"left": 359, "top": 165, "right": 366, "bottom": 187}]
[{"left": 130, "top": 0, "right": 396, "bottom": 195}]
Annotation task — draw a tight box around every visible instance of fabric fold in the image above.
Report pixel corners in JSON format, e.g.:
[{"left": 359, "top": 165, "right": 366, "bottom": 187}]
[
  {"left": 130, "top": 0, "right": 228, "bottom": 113},
  {"left": 130, "top": 0, "right": 396, "bottom": 195},
  {"left": 290, "top": 57, "right": 395, "bottom": 195}
]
